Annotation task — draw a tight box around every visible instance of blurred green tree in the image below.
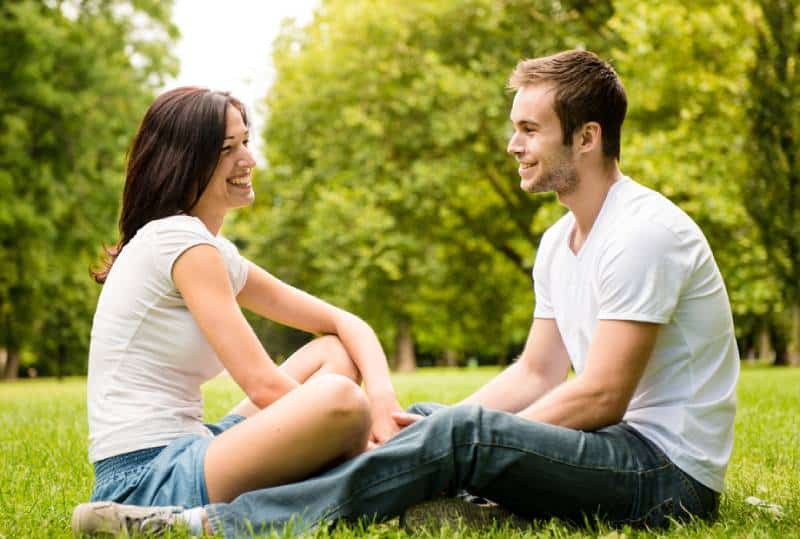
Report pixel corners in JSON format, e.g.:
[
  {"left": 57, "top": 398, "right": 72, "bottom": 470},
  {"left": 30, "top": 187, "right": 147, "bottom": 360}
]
[
  {"left": 238, "top": 0, "right": 617, "bottom": 369},
  {"left": 0, "top": 0, "right": 177, "bottom": 378},
  {"left": 743, "top": 0, "right": 800, "bottom": 365},
  {"left": 608, "top": 1, "right": 784, "bottom": 360}
]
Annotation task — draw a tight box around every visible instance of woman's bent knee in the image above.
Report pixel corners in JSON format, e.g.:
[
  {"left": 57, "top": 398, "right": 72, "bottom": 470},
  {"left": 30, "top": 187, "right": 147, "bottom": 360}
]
[
  {"left": 313, "top": 374, "right": 371, "bottom": 427},
  {"left": 310, "top": 374, "right": 371, "bottom": 454}
]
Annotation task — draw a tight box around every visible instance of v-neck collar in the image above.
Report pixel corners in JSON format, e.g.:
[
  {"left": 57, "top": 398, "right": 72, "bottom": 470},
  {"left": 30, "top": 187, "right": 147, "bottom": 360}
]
[{"left": 566, "top": 177, "right": 628, "bottom": 258}]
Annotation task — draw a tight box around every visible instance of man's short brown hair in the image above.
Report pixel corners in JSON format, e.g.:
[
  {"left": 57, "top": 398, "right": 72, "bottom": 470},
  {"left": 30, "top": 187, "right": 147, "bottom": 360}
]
[{"left": 509, "top": 50, "right": 627, "bottom": 160}]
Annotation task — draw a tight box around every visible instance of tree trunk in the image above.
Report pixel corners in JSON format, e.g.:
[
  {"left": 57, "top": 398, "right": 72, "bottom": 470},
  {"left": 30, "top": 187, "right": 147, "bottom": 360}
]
[
  {"left": 56, "top": 341, "right": 65, "bottom": 380},
  {"left": 3, "top": 349, "right": 20, "bottom": 380},
  {"left": 394, "top": 320, "right": 416, "bottom": 372},
  {"left": 758, "top": 323, "right": 774, "bottom": 364},
  {"left": 788, "top": 302, "right": 800, "bottom": 367},
  {"left": 442, "top": 349, "right": 458, "bottom": 367}
]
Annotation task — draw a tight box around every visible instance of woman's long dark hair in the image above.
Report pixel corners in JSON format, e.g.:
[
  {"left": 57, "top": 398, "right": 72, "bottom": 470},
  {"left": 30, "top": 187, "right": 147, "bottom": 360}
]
[{"left": 92, "top": 87, "right": 248, "bottom": 284}]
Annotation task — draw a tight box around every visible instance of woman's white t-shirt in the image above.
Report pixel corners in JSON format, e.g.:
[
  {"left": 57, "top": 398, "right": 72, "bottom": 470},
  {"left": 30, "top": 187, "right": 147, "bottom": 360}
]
[
  {"left": 533, "top": 177, "right": 739, "bottom": 492},
  {"left": 87, "top": 215, "right": 249, "bottom": 462}
]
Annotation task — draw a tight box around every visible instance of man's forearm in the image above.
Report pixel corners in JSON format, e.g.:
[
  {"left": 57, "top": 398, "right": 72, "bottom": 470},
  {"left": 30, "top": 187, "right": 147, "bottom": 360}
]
[
  {"left": 460, "top": 361, "right": 562, "bottom": 413},
  {"left": 517, "top": 377, "right": 627, "bottom": 431}
]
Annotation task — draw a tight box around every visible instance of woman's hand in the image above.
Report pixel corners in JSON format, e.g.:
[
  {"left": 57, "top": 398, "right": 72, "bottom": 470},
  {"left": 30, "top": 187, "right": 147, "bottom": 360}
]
[{"left": 367, "top": 392, "right": 405, "bottom": 445}]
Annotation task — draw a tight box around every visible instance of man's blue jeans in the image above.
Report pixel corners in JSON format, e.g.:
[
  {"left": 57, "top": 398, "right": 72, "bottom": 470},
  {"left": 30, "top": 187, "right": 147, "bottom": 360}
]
[{"left": 206, "top": 403, "right": 719, "bottom": 537}]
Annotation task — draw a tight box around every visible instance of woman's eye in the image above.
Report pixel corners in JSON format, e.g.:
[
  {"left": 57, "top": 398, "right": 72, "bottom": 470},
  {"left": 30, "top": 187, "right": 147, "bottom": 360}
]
[
  {"left": 243, "top": 139, "right": 249, "bottom": 147},
  {"left": 221, "top": 146, "right": 232, "bottom": 153}
]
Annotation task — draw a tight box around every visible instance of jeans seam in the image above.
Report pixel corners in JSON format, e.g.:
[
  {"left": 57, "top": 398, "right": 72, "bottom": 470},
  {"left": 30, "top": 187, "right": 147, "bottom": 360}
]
[
  {"left": 93, "top": 464, "right": 150, "bottom": 490},
  {"left": 678, "top": 470, "right": 702, "bottom": 514},
  {"left": 310, "top": 439, "right": 664, "bottom": 528},
  {"left": 309, "top": 450, "right": 454, "bottom": 526},
  {"left": 205, "top": 507, "right": 228, "bottom": 539},
  {"left": 473, "top": 440, "right": 672, "bottom": 475}
]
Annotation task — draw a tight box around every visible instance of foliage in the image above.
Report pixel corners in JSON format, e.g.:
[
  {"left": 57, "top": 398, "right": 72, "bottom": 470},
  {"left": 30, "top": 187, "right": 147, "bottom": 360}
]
[
  {"left": 0, "top": 0, "right": 178, "bottom": 377},
  {"left": 2, "top": 0, "right": 799, "bottom": 371},
  {"left": 1, "top": 368, "right": 799, "bottom": 537},
  {"left": 239, "top": 0, "right": 617, "bottom": 364},
  {"left": 241, "top": 0, "right": 797, "bottom": 365},
  {"left": 743, "top": 0, "right": 800, "bottom": 363}
]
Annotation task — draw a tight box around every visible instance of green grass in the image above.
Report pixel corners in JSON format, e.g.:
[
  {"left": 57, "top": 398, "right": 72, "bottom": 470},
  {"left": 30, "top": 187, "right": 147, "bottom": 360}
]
[{"left": 1, "top": 366, "right": 798, "bottom": 538}]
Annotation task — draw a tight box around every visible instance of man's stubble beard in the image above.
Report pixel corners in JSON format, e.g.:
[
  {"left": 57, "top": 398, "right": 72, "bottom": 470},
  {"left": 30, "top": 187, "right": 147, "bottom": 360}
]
[{"left": 529, "top": 147, "right": 579, "bottom": 196}]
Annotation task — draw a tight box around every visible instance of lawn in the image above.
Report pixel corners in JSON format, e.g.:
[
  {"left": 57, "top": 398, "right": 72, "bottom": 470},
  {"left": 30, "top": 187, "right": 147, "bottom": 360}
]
[{"left": 1, "top": 366, "right": 798, "bottom": 538}]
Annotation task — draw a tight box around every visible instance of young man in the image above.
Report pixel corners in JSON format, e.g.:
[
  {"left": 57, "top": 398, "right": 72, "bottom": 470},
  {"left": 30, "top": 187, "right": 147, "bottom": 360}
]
[{"left": 73, "top": 50, "right": 738, "bottom": 537}]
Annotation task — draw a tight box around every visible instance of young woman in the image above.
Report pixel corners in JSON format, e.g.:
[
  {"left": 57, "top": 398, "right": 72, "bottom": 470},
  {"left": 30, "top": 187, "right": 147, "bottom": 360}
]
[{"left": 83, "top": 87, "right": 403, "bottom": 513}]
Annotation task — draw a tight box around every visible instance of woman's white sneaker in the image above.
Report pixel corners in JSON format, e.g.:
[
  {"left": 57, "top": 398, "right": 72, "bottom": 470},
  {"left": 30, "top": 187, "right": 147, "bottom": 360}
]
[{"left": 71, "top": 501, "right": 184, "bottom": 536}]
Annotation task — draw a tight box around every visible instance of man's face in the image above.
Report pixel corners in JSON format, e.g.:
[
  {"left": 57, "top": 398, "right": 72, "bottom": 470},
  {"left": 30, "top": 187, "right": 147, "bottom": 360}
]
[{"left": 507, "top": 84, "right": 578, "bottom": 195}]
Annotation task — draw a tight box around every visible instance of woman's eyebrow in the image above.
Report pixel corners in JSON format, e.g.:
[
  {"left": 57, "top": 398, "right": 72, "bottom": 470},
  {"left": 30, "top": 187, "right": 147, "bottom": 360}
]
[{"left": 224, "top": 129, "right": 249, "bottom": 140}]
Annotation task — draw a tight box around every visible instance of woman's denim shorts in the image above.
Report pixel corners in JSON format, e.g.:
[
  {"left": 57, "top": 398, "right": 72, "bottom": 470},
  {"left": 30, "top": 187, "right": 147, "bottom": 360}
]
[{"left": 90, "top": 414, "right": 245, "bottom": 508}]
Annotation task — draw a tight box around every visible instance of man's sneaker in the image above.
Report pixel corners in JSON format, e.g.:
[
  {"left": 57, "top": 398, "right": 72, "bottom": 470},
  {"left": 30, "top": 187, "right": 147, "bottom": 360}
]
[
  {"left": 400, "top": 496, "right": 530, "bottom": 533},
  {"left": 71, "top": 501, "right": 184, "bottom": 537}
]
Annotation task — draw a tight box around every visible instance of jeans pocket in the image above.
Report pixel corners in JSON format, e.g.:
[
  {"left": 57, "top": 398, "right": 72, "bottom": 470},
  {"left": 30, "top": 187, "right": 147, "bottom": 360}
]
[
  {"left": 676, "top": 469, "right": 719, "bottom": 520},
  {"left": 91, "top": 465, "right": 149, "bottom": 503},
  {"left": 676, "top": 470, "right": 703, "bottom": 516}
]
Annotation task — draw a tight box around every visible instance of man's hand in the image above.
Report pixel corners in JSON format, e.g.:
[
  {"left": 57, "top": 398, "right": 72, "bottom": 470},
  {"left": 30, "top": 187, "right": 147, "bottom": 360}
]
[{"left": 391, "top": 411, "right": 425, "bottom": 428}]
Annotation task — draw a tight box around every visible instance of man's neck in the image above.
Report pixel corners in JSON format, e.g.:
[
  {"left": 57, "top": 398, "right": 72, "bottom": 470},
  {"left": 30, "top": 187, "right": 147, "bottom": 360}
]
[{"left": 560, "top": 162, "right": 622, "bottom": 254}]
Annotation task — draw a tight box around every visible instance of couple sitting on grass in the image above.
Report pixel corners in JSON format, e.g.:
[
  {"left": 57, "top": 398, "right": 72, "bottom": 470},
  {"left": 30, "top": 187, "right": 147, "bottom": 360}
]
[{"left": 72, "top": 50, "right": 739, "bottom": 537}]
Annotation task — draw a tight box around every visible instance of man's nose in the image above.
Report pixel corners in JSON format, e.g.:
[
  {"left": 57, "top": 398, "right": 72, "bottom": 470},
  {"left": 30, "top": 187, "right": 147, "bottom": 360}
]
[{"left": 507, "top": 132, "right": 523, "bottom": 156}]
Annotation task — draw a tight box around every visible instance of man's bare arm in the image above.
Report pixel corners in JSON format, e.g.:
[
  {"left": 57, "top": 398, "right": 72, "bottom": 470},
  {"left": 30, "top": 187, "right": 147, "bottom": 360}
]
[
  {"left": 518, "top": 319, "right": 659, "bottom": 430},
  {"left": 460, "top": 318, "right": 571, "bottom": 412}
]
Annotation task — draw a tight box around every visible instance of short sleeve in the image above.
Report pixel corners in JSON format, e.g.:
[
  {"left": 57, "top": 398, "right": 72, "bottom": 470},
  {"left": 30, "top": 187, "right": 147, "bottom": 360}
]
[
  {"left": 150, "top": 216, "right": 248, "bottom": 294},
  {"left": 596, "top": 220, "right": 688, "bottom": 323},
  {"left": 152, "top": 218, "right": 216, "bottom": 284},
  {"left": 216, "top": 237, "right": 249, "bottom": 294},
  {"left": 532, "top": 234, "right": 555, "bottom": 319}
]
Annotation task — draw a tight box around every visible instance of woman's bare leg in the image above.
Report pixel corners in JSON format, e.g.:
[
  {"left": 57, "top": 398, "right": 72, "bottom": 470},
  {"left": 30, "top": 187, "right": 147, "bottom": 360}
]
[
  {"left": 205, "top": 336, "right": 370, "bottom": 502},
  {"left": 204, "top": 373, "right": 371, "bottom": 503},
  {"left": 229, "top": 335, "right": 360, "bottom": 418}
]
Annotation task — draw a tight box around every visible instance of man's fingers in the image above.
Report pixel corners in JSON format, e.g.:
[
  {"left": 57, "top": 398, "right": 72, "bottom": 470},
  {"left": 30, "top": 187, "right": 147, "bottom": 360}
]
[{"left": 392, "top": 412, "right": 424, "bottom": 427}]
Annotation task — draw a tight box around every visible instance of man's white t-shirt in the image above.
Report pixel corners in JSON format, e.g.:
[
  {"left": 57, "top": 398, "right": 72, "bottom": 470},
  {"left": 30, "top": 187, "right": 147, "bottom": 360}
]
[
  {"left": 532, "top": 177, "right": 739, "bottom": 492},
  {"left": 87, "top": 215, "right": 249, "bottom": 462}
]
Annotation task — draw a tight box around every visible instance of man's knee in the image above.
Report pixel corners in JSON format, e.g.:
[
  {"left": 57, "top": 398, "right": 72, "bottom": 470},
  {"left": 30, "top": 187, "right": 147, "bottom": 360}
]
[{"left": 424, "top": 403, "right": 484, "bottom": 440}]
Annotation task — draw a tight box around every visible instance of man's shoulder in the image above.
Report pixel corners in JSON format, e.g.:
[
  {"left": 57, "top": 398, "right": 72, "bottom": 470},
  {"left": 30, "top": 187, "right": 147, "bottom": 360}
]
[
  {"left": 607, "top": 178, "right": 703, "bottom": 244},
  {"left": 596, "top": 178, "right": 714, "bottom": 283}
]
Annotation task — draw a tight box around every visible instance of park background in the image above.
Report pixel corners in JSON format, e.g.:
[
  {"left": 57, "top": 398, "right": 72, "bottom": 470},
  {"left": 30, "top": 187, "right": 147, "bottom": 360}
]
[
  {"left": 2, "top": 0, "right": 800, "bottom": 377},
  {"left": 2, "top": 1, "right": 800, "bottom": 538}
]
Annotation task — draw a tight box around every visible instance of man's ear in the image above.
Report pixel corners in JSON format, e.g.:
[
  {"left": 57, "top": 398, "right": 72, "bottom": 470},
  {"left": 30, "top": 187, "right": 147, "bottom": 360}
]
[{"left": 575, "top": 122, "right": 602, "bottom": 154}]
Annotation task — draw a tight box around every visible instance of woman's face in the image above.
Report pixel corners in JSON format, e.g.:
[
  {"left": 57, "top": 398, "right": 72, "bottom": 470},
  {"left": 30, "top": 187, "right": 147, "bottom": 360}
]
[{"left": 196, "top": 104, "right": 256, "bottom": 213}]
